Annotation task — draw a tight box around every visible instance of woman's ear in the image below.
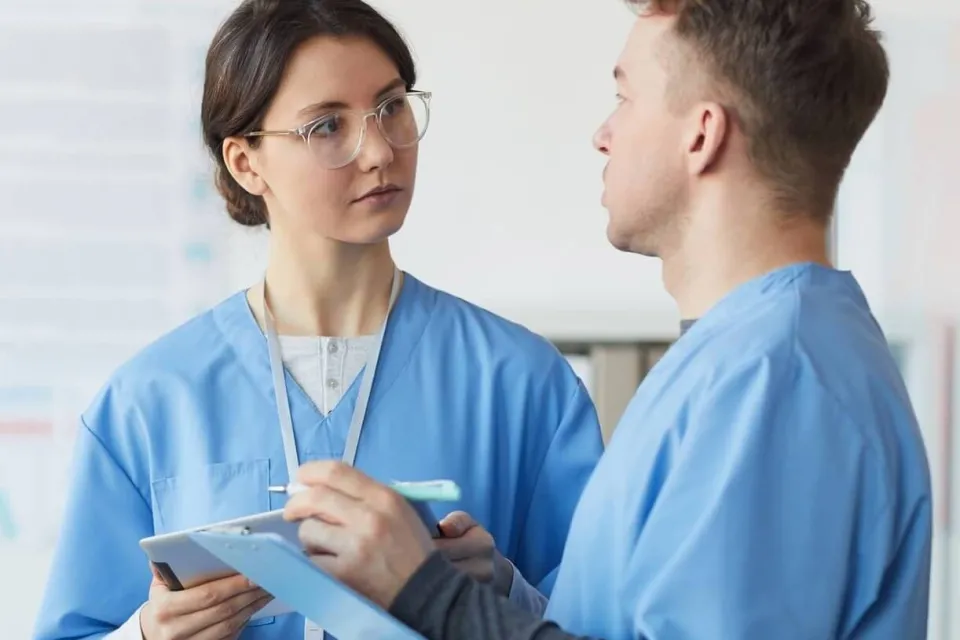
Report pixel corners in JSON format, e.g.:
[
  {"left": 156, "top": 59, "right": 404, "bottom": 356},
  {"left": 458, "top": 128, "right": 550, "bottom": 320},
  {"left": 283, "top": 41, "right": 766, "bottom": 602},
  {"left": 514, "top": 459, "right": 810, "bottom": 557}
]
[{"left": 222, "top": 137, "right": 268, "bottom": 197}]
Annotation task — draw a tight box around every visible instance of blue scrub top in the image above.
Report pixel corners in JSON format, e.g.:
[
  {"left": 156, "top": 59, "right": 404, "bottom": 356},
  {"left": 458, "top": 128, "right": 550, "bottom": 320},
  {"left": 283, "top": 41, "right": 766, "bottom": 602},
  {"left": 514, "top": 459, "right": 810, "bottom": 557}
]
[
  {"left": 34, "top": 273, "right": 603, "bottom": 639},
  {"left": 547, "top": 263, "right": 932, "bottom": 639}
]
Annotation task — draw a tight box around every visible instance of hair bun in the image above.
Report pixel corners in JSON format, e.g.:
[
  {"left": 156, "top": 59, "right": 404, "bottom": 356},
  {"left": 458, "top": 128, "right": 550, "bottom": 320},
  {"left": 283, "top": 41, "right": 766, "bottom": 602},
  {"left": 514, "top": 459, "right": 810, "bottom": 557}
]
[{"left": 214, "top": 166, "right": 268, "bottom": 227}]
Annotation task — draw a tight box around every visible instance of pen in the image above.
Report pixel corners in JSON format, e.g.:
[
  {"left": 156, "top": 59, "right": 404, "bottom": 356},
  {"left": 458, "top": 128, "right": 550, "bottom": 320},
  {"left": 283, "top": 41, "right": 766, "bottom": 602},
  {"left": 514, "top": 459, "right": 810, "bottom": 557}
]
[
  {"left": 268, "top": 479, "right": 461, "bottom": 502},
  {"left": 267, "top": 482, "right": 309, "bottom": 495}
]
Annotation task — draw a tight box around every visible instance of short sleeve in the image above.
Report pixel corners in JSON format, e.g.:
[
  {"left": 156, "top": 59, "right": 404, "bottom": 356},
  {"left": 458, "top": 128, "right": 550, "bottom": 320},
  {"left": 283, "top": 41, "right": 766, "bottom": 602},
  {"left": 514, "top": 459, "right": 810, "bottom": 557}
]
[
  {"left": 625, "top": 357, "right": 890, "bottom": 639},
  {"left": 33, "top": 419, "right": 154, "bottom": 639},
  {"left": 513, "top": 379, "right": 603, "bottom": 597}
]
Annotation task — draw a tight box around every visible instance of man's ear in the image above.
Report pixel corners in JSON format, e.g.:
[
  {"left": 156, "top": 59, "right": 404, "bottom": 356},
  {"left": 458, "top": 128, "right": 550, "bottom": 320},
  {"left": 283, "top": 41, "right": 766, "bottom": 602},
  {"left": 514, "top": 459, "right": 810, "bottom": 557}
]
[
  {"left": 222, "top": 136, "right": 268, "bottom": 196},
  {"left": 684, "top": 101, "right": 728, "bottom": 176}
]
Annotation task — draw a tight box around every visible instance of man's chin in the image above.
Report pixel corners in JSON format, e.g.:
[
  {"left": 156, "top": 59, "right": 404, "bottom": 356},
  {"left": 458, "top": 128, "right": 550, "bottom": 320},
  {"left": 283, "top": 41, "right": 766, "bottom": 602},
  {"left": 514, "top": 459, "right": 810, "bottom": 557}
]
[
  {"left": 605, "top": 222, "right": 634, "bottom": 253},
  {"left": 606, "top": 224, "right": 659, "bottom": 258}
]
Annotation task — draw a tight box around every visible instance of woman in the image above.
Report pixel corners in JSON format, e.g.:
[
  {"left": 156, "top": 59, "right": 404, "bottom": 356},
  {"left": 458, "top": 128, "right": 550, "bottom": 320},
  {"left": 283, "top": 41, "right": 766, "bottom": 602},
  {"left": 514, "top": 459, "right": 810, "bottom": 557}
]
[{"left": 33, "top": 0, "right": 603, "bottom": 639}]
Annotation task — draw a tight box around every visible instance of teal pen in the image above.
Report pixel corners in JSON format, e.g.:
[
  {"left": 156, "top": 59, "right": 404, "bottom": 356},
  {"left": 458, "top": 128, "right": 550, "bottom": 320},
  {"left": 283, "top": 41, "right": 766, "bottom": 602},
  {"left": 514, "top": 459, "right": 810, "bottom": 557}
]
[
  {"left": 269, "top": 479, "right": 460, "bottom": 538},
  {"left": 267, "top": 478, "right": 462, "bottom": 502}
]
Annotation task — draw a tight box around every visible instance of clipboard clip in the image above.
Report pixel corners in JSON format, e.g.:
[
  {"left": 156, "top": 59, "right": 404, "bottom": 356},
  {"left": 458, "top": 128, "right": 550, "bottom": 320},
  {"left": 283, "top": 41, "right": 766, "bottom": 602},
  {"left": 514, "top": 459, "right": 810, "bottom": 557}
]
[{"left": 205, "top": 525, "right": 253, "bottom": 536}]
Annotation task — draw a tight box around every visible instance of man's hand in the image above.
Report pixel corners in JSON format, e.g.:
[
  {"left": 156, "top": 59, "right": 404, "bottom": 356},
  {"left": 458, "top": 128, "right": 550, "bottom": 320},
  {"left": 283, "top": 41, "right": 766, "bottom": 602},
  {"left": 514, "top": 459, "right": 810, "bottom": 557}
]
[
  {"left": 140, "top": 566, "right": 272, "bottom": 640},
  {"left": 436, "top": 511, "right": 514, "bottom": 596},
  {"left": 283, "top": 461, "right": 435, "bottom": 609}
]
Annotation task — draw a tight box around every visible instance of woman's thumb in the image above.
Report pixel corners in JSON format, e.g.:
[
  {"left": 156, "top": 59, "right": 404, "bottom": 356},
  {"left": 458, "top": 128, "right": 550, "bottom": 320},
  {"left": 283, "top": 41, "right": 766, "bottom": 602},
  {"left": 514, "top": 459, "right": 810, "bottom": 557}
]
[{"left": 438, "top": 510, "right": 475, "bottom": 537}]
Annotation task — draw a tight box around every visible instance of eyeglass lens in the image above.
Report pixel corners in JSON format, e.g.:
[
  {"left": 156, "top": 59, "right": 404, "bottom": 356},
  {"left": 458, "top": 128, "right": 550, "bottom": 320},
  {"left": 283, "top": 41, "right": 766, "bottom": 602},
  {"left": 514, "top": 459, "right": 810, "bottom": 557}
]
[{"left": 305, "top": 93, "right": 429, "bottom": 167}]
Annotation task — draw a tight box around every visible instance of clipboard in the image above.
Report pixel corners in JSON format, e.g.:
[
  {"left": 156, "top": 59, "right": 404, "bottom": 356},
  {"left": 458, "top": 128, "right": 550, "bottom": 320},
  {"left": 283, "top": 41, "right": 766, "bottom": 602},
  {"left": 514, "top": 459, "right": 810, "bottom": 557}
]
[
  {"left": 189, "top": 530, "right": 426, "bottom": 640},
  {"left": 140, "top": 509, "right": 300, "bottom": 620}
]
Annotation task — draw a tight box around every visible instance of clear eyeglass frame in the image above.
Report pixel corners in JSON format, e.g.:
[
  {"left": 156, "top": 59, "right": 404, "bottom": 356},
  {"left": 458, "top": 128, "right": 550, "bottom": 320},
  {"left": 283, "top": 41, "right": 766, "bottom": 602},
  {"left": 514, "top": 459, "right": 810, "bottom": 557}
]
[{"left": 243, "top": 90, "right": 432, "bottom": 169}]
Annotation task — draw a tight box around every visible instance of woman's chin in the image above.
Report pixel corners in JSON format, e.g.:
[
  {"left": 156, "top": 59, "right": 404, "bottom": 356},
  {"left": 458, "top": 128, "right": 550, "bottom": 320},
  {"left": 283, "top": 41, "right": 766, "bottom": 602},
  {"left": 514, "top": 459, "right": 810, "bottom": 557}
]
[{"left": 330, "top": 213, "right": 410, "bottom": 246}]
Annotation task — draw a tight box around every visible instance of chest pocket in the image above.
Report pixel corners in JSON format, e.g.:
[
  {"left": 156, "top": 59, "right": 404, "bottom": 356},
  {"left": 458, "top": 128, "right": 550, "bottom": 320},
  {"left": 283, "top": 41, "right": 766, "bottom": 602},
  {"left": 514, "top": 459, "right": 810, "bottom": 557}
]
[
  {"left": 151, "top": 459, "right": 276, "bottom": 628},
  {"left": 151, "top": 458, "right": 272, "bottom": 534}
]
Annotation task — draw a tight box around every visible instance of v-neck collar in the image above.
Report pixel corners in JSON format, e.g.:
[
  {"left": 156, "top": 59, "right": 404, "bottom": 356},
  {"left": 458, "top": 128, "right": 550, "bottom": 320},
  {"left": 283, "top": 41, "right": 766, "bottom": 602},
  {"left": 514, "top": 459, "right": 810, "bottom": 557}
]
[{"left": 212, "top": 272, "right": 436, "bottom": 455}]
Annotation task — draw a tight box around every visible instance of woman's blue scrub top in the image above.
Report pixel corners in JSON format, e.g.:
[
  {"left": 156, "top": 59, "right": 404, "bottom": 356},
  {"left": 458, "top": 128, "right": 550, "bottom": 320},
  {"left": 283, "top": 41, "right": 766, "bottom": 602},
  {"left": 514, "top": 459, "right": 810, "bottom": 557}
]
[{"left": 34, "top": 273, "right": 603, "bottom": 639}]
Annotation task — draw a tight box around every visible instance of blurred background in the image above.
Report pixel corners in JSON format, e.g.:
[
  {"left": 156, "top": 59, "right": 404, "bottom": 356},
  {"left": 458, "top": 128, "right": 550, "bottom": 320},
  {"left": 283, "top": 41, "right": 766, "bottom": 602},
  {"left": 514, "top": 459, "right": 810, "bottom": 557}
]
[{"left": 0, "top": 0, "right": 957, "bottom": 638}]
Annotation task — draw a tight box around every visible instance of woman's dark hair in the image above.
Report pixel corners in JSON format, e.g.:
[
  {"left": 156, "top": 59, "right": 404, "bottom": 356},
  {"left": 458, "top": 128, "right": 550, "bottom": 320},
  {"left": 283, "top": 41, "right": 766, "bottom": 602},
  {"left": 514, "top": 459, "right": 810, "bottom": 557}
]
[{"left": 201, "top": 0, "right": 417, "bottom": 226}]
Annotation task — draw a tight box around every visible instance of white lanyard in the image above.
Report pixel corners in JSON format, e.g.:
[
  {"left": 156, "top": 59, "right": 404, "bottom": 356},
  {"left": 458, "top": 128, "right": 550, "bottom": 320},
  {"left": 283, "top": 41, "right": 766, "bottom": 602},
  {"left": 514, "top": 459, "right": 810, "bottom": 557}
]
[{"left": 263, "top": 267, "right": 402, "bottom": 483}]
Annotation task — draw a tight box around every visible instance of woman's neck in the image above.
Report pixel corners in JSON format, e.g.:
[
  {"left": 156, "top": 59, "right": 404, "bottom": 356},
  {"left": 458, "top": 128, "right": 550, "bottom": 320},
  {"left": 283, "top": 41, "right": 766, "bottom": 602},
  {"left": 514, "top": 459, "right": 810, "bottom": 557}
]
[{"left": 249, "top": 233, "right": 399, "bottom": 337}]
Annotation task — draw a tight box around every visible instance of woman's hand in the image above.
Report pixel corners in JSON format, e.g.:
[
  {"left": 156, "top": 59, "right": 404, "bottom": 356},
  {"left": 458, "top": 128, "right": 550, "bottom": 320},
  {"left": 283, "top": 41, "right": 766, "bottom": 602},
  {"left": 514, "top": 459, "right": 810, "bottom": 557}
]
[
  {"left": 436, "top": 511, "right": 514, "bottom": 596},
  {"left": 140, "top": 567, "right": 272, "bottom": 640}
]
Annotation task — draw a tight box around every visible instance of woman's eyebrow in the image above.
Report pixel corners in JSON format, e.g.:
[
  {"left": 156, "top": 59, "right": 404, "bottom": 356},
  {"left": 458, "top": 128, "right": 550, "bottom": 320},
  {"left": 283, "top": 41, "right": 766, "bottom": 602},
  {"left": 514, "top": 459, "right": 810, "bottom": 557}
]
[{"left": 296, "top": 77, "right": 407, "bottom": 117}]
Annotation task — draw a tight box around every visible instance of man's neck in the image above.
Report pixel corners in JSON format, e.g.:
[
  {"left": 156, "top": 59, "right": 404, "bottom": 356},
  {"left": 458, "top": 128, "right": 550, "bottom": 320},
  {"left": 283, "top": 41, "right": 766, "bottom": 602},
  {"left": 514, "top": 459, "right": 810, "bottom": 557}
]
[
  {"left": 250, "top": 232, "right": 398, "bottom": 337},
  {"left": 663, "top": 199, "right": 831, "bottom": 320}
]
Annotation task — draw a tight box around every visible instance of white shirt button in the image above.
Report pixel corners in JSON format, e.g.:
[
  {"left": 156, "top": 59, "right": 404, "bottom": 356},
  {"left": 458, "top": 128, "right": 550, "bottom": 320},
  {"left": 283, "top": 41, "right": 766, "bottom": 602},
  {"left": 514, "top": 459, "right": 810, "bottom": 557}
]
[
  {"left": 327, "top": 341, "right": 339, "bottom": 354},
  {"left": 326, "top": 378, "right": 339, "bottom": 390}
]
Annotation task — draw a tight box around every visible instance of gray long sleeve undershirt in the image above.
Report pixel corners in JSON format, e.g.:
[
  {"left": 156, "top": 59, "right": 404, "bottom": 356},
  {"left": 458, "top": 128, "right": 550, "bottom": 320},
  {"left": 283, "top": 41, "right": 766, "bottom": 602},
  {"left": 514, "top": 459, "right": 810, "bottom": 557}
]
[{"left": 389, "top": 552, "right": 600, "bottom": 640}]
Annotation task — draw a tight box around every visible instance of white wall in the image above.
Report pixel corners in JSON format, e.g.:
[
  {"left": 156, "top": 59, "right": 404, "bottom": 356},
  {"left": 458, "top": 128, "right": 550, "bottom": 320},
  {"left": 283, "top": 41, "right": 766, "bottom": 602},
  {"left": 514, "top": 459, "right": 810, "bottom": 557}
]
[
  {"left": 838, "top": 9, "right": 960, "bottom": 323},
  {"left": 0, "top": 4, "right": 243, "bottom": 638},
  {"left": 837, "top": 7, "right": 960, "bottom": 640},
  {"left": 378, "top": 0, "right": 676, "bottom": 328}
]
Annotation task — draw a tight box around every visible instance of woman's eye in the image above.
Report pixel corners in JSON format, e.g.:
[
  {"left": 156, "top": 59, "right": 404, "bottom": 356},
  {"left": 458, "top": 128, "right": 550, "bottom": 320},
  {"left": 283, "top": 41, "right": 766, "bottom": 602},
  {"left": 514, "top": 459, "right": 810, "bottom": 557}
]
[
  {"left": 310, "top": 114, "right": 341, "bottom": 137},
  {"left": 382, "top": 97, "right": 406, "bottom": 117}
]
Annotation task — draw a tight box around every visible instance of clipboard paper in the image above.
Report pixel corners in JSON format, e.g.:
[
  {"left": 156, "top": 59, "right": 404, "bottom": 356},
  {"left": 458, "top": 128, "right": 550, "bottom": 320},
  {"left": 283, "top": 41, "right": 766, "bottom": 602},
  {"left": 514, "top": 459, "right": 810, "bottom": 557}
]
[{"left": 189, "top": 531, "right": 425, "bottom": 640}]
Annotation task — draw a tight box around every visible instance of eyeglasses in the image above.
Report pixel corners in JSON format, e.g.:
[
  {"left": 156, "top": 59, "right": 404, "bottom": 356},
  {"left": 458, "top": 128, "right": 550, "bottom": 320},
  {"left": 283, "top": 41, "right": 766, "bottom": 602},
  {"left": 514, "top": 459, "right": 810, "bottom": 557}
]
[{"left": 245, "top": 90, "right": 431, "bottom": 169}]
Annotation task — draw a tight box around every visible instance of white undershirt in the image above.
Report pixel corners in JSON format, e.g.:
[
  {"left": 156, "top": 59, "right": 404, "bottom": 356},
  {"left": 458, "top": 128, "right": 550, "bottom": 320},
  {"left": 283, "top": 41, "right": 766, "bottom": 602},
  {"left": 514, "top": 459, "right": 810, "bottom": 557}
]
[{"left": 276, "top": 334, "right": 376, "bottom": 415}]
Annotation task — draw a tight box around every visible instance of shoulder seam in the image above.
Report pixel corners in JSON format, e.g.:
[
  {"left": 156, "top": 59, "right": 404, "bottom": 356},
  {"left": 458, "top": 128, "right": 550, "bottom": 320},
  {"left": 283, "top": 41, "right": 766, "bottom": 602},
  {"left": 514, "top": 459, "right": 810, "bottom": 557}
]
[{"left": 80, "top": 415, "right": 153, "bottom": 509}]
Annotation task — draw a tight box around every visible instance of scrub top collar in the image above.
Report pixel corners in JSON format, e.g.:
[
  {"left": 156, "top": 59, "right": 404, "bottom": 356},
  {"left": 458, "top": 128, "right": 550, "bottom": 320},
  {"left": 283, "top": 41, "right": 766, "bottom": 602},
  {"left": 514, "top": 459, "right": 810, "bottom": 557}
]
[
  {"left": 211, "top": 271, "right": 436, "bottom": 467},
  {"left": 265, "top": 266, "right": 402, "bottom": 481},
  {"left": 678, "top": 262, "right": 860, "bottom": 342}
]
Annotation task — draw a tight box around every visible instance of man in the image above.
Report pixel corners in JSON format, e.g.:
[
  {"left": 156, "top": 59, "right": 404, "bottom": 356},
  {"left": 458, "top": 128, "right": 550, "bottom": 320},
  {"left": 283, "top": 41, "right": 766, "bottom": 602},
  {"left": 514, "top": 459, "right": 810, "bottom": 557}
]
[{"left": 282, "top": 0, "right": 933, "bottom": 638}]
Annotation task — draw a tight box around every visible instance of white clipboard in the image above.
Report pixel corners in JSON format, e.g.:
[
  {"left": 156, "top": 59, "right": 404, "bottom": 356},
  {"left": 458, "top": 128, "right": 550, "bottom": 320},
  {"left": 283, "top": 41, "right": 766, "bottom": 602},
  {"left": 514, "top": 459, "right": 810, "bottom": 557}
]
[
  {"left": 189, "top": 530, "right": 426, "bottom": 640},
  {"left": 139, "top": 509, "right": 299, "bottom": 620}
]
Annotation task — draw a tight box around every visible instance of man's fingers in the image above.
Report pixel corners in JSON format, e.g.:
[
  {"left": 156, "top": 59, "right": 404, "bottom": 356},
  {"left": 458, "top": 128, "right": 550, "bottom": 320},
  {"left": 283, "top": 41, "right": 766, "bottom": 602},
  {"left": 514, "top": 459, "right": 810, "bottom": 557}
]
[
  {"left": 285, "top": 482, "right": 368, "bottom": 525},
  {"left": 298, "top": 517, "right": 345, "bottom": 556},
  {"left": 295, "top": 460, "right": 378, "bottom": 500},
  {"left": 309, "top": 553, "right": 351, "bottom": 586},
  {"left": 437, "top": 511, "right": 476, "bottom": 538},
  {"left": 296, "top": 488, "right": 387, "bottom": 556}
]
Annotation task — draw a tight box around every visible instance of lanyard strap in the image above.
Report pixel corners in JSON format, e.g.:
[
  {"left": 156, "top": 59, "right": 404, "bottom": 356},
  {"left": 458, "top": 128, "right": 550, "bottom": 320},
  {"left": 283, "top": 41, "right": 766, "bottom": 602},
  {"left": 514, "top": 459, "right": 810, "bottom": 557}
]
[{"left": 263, "top": 267, "right": 401, "bottom": 483}]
